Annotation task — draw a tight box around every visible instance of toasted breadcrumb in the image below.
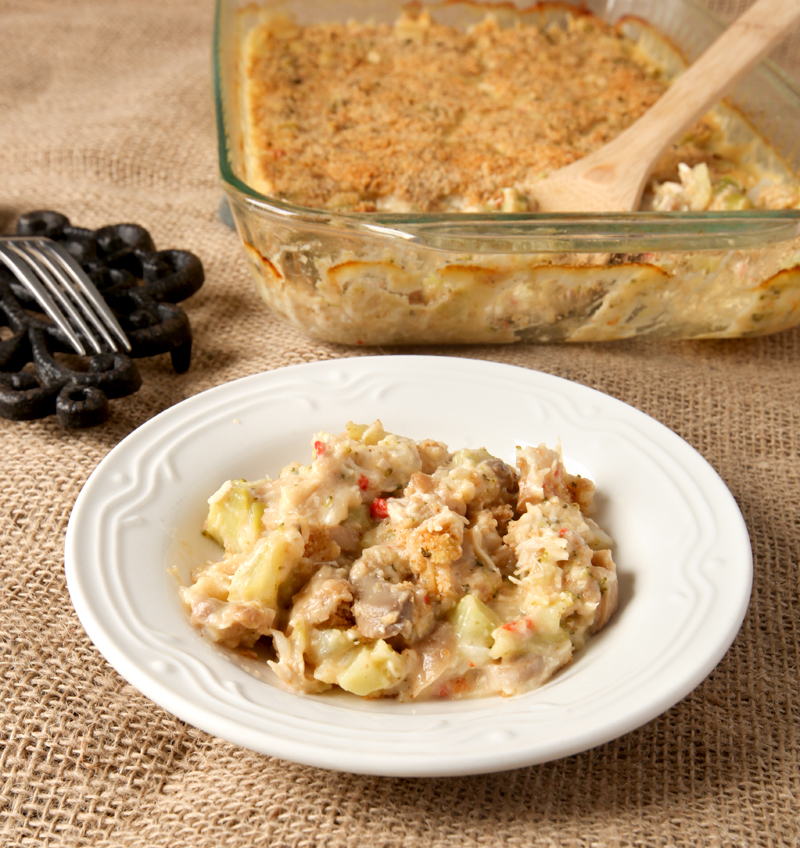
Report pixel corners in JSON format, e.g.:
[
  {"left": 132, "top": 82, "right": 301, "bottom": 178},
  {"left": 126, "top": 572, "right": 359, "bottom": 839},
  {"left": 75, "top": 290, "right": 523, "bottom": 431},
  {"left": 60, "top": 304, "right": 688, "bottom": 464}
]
[{"left": 245, "top": 9, "right": 696, "bottom": 212}]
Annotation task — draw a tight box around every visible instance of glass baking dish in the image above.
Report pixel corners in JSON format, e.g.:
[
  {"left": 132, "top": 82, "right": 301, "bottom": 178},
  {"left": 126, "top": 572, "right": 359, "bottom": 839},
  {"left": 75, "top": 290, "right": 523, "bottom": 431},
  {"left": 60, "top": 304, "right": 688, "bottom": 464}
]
[{"left": 215, "top": 0, "right": 800, "bottom": 344}]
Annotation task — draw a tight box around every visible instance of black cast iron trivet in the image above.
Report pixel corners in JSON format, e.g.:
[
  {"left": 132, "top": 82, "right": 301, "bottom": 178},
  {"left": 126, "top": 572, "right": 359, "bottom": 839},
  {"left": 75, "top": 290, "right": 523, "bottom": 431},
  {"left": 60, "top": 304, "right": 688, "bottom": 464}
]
[{"left": 0, "top": 210, "right": 204, "bottom": 429}]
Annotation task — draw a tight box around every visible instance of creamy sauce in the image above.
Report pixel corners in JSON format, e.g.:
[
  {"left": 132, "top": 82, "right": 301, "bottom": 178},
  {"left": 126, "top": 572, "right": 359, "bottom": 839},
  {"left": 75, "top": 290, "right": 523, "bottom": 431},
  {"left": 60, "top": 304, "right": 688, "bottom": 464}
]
[{"left": 179, "top": 422, "right": 618, "bottom": 700}]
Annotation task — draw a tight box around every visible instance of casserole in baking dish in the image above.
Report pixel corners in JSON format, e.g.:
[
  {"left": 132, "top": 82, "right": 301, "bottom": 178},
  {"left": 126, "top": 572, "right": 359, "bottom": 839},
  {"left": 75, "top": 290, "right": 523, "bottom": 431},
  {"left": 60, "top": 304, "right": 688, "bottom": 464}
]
[{"left": 216, "top": 0, "right": 800, "bottom": 344}]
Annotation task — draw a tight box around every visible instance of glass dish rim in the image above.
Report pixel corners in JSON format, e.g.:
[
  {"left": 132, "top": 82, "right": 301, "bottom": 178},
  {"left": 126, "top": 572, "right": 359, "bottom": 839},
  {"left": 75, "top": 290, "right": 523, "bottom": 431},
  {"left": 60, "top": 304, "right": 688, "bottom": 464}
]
[{"left": 214, "top": 0, "right": 800, "bottom": 250}]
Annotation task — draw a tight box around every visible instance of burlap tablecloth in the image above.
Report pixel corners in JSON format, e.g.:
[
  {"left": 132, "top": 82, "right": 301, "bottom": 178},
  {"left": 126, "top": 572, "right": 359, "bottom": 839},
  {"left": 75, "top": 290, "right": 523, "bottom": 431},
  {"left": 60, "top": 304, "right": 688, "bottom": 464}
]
[{"left": 2, "top": 0, "right": 799, "bottom": 844}]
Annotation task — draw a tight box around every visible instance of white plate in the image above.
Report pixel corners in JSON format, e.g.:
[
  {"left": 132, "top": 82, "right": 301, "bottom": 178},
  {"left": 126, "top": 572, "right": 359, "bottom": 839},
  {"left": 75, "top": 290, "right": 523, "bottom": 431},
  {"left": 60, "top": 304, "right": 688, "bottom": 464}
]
[{"left": 65, "top": 356, "right": 752, "bottom": 777}]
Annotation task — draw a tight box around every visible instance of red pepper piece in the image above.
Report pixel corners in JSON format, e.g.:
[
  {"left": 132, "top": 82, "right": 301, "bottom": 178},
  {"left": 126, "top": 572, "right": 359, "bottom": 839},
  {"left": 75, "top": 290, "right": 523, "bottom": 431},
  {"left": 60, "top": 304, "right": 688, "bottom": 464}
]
[
  {"left": 314, "top": 440, "right": 326, "bottom": 457},
  {"left": 358, "top": 474, "right": 369, "bottom": 491},
  {"left": 370, "top": 497, "right": 389, "bottom": 519}
]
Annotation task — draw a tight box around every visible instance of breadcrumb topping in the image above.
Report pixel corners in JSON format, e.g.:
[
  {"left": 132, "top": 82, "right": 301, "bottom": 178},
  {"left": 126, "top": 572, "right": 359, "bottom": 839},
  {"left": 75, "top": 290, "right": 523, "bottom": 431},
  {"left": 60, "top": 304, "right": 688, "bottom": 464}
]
[{"left": 244, "top": 8, "right": 715, "bottom": 212}]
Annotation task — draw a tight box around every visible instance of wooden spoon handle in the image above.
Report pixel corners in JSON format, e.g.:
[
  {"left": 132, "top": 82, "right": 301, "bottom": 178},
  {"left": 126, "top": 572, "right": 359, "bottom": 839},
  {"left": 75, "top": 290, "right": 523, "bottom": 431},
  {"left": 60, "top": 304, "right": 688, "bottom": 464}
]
[
  {"left": 550, "top": 0, "right": 800, "bottom": 211},
  {"left": 618, "top": 0, "right": 800, "bottom": 161}
]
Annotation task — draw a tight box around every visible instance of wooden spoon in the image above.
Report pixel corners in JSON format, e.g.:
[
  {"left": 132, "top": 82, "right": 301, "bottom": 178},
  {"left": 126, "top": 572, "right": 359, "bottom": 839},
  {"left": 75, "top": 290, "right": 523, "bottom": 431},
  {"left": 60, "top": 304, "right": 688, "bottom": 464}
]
[{"left": 531, "top": 0, "right": 800, "bottom": 213}]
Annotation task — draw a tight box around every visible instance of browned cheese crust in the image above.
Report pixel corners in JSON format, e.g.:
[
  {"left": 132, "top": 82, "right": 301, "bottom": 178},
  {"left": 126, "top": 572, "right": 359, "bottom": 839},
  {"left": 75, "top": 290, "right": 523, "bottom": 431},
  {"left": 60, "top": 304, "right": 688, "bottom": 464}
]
[{"left": 245, "top": 9, "right": 717, "bottom": 212}]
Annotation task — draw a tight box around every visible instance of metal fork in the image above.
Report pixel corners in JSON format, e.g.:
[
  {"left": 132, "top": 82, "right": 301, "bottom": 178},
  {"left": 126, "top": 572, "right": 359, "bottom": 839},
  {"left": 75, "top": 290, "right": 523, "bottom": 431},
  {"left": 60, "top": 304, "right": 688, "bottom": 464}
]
[{"left": 0, "top": 236, "right": 131, "bottom": 355}]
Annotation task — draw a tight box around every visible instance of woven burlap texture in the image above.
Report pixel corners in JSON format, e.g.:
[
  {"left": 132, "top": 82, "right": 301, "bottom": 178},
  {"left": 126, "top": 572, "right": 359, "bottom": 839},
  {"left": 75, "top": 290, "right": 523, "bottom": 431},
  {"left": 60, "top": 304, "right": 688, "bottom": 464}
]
[{"left": 1, "top": 0, "right": 798, "bottom": 845}]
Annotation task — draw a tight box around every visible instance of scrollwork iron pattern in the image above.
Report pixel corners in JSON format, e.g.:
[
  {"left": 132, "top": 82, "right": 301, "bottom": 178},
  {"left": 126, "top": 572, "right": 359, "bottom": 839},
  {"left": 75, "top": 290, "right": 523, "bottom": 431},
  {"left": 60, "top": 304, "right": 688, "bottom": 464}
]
[{"left": 0, "top": 211, "right": 204, "bottom": 428}]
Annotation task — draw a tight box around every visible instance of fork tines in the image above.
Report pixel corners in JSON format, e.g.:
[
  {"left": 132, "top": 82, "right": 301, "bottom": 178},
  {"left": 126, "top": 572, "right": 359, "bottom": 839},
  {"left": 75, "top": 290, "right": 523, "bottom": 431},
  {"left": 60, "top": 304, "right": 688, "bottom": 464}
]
[{"left": 0, "top": 236, "right": 131, "bottom": 356}]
